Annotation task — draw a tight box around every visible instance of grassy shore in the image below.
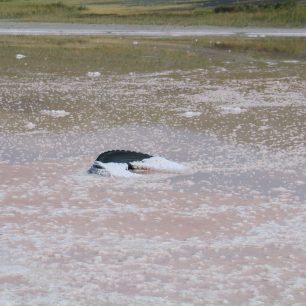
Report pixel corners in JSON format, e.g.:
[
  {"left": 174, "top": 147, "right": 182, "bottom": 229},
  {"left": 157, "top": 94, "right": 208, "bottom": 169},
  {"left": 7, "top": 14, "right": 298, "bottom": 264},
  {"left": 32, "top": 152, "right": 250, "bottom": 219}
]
[
  {"left": 1, "top": 34, "right": 305, "bottom": 149},
  {"left": 2, "top": 35, "right": 306, "bottom": 55},
  {"left": 0, "top": 0, "right": 306, "bottom": 27},
  {"left": 1, "top": 35, "right": 305, "bottom": 63}
]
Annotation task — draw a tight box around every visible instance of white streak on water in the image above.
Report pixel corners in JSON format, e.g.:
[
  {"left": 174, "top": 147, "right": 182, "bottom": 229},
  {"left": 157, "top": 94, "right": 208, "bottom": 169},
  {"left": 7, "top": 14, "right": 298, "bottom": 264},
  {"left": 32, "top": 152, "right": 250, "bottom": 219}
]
[
  {"left": 40, "top": 109, "right": 70, "bottom": 118},
  {"left": 181, "top": 111, "right": 202, "bottom": 118},
  {"left": 131, "top": 156, "right": 187, "bottom": 173}
]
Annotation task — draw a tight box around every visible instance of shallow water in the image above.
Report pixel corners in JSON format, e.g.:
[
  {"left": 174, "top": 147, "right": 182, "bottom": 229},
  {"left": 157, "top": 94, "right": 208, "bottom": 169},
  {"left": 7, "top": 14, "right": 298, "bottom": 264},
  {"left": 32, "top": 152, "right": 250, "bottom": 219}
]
[
  {"left": 1, "top": 41, "right": 306, "bottom": 305},
  {"left": 1, "top": 22, "right": 306, "bottom": 37}
]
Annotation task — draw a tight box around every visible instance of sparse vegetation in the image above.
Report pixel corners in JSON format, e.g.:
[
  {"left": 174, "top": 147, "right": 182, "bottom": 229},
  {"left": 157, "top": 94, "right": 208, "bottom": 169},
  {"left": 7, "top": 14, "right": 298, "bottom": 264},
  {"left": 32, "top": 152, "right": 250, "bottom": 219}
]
[
  {"left": 0, "top": 1, "right": 80, "bottom": 20},
  {"left": 0, "top": 0, "right": 305, "bottom": 26},
  {"left": 196, "top": 36, "right": 306, "bottom": 57},
  {"left": 1, "top": 35, "right": 306, "bottom": 58}
]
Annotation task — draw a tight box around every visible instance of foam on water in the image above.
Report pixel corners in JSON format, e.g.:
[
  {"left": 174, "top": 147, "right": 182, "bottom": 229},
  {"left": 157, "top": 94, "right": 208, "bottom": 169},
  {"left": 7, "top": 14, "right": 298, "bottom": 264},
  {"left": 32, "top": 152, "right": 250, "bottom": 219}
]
[
  {"left": 90, "top": 161, "right": 137, "bottom": 178},
  {"left": 131, "top": 156, "right": 187, "bottom": 173},
  {"left": 25, "top": 122, "right": 36, "bottom": 130},
  {"left": 1, "top": 51, "right": 306, "bottom": 305},
  {"left": 181, "top": 111, "right": 202, "bottom": 118},
  {"left": 89, "top": 156, "right": 186, "bottom": 177},
  {"left": 220, "top": 106, "right": 246, "bottom": 114},
  {"left": 40, "top": 109, "right": 70, "bottom": 118}
]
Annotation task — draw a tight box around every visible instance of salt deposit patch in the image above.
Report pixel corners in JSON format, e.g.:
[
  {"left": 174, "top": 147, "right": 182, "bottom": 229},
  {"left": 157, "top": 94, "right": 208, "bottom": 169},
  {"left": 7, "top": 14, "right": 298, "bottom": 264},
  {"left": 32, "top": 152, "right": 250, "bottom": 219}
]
[
  {"left": 0, "top": 191, "right": 5, "bottom": 201},
  {"left": 87, "top": 71, "right": 101, "bottom": 77},
  {"left": 220, "top": 106, "right": 246, "bottom": 114},
  {"left": 40, "top": 109, "right": 70, "bottom": 118},
  {"left": 187, "top": 76, "right": 306, "bottom": 108},
  {"left": 16, "top": 54, "right": 26, "bottom": 60},
  {"left": 282, "top": 60, "right": 300, "bottom": 64},
  {"left": 25, "top": 122, "right": 36, "bottom": 130},
  {"left": 181, "top": 111, "right": 202, "bottom": 118}
]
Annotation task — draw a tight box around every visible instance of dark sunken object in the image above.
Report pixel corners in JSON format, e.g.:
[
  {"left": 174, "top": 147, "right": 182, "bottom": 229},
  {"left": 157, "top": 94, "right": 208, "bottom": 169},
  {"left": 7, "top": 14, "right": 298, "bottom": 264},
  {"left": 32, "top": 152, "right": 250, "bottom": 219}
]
[{"left": 92, "top": 150, "right": 153, "bottom": 171}]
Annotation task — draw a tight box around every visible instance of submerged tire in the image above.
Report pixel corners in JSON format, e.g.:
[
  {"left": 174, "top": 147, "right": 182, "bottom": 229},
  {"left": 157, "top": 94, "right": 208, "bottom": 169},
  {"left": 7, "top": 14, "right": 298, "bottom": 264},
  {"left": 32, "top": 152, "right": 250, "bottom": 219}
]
[
  {"left": 95, "top": 150, "right": 152, "bottom": 165},
  {"left": 88, "top": 150, "right": 185, "bottom": 176}
]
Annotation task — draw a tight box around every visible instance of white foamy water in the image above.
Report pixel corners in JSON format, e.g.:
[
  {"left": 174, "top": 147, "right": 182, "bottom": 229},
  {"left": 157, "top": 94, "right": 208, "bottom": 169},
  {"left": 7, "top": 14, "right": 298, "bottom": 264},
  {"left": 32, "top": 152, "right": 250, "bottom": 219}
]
[
  {"left": 131, "top": 156, "right": 187, "bottom": 173},
  {"left": 1, "top": 50, "right": 306, "bottom": 305},
  {"left": 89, "top": 156, "right": 186, "bottom": 177},
  {"left": 220, "top": 106, "right": 246, "bottom": 114},
  {"left": 90, "top": 161, "right": 136, "bottom": 178},
  {"left": 40, "top": 109, "right": 70, "bottom": 117},
  {"left": 24, "top": 122, "right": 36, "bottom": 130},
  {"left": 181, "top": 111, "right": 202, "bottom": 118}
]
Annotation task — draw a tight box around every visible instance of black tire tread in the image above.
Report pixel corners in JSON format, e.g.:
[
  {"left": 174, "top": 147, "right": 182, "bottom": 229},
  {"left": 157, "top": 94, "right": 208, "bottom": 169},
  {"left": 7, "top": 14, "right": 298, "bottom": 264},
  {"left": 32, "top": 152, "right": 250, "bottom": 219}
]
[{"left": 95, "top": 150, "right": 153, "bottom": 164}]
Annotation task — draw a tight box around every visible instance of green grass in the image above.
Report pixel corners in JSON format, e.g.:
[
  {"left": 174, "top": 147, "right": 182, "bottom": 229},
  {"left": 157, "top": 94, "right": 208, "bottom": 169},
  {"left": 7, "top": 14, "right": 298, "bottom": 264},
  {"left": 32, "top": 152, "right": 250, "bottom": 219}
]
[
  {"left": 1, "top": 35, "right": 306, "bottom": 58},
  {"left": 195, "top": 36, "right": 306, "bottom": 56},
  {"left": 0, "top": 0, "right": 306, "bottom": 26},
  {"left": 0, "top": 1, "right": 83, "bottom": 20},
  {"left": 0, "top": 35, "right": 211, "bottom": 75}
]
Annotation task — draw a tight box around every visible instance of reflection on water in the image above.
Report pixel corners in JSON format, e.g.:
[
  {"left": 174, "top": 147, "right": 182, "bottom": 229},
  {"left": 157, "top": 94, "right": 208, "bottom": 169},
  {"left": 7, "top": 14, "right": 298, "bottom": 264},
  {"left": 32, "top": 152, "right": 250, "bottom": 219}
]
[{"left": 1, "top": 45, "right": 306, "bottom": 305}]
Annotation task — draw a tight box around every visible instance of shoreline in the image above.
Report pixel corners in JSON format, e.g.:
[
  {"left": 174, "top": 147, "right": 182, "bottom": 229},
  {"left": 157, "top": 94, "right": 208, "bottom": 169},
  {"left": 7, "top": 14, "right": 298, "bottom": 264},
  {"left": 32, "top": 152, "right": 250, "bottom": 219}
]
[{"left": 1, "top": 21, "right": 306, "bottom": 37}]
